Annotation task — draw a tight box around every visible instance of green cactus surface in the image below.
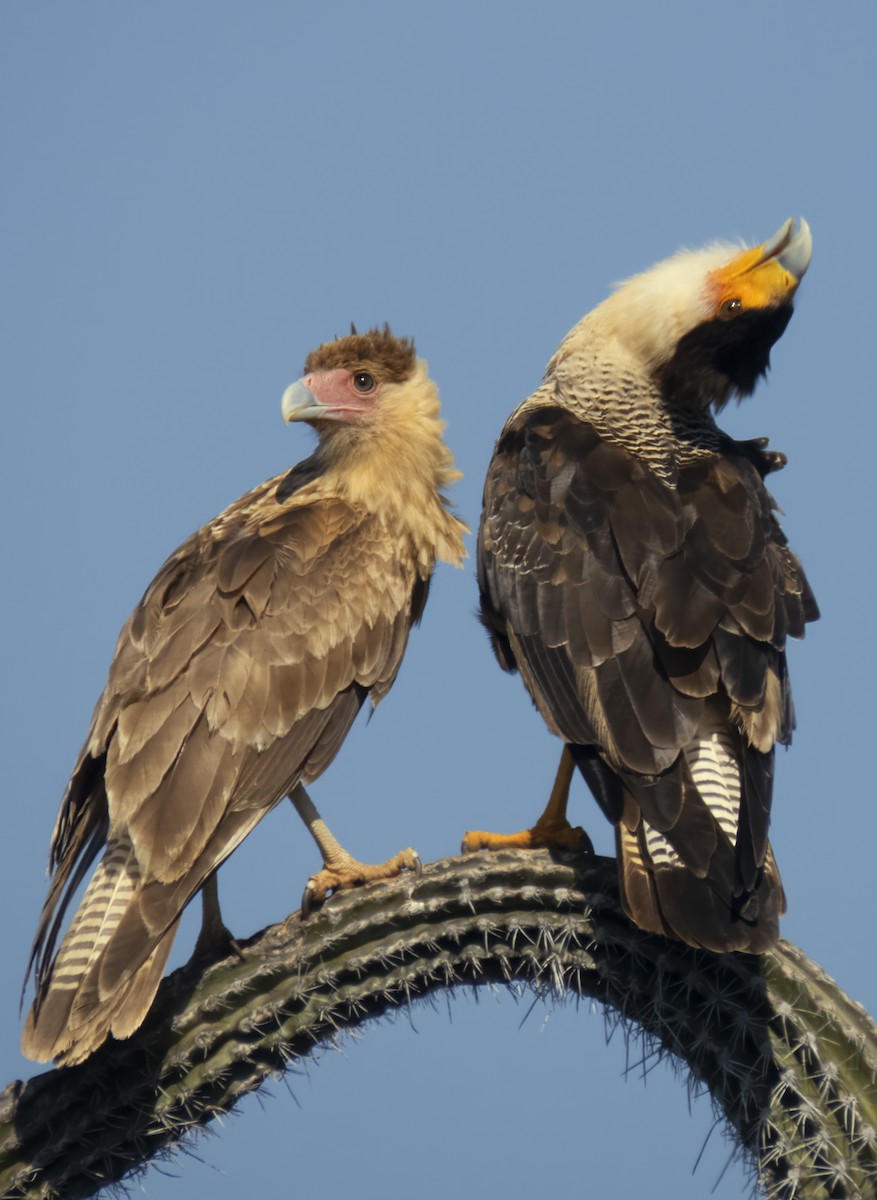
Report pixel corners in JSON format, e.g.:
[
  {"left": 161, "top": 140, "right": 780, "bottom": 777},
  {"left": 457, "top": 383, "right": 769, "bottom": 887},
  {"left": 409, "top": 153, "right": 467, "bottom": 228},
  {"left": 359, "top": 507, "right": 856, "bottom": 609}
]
[{"left": 1, "top": 850, "right": 874, "bottom": 1199}]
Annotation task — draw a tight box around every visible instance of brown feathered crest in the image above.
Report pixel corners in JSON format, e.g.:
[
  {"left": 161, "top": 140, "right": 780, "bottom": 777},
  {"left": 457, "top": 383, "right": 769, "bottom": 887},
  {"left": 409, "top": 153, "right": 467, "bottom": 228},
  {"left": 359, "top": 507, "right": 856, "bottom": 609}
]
[{"left": 305, "top": 325, "right": 416, "bottom": 383}]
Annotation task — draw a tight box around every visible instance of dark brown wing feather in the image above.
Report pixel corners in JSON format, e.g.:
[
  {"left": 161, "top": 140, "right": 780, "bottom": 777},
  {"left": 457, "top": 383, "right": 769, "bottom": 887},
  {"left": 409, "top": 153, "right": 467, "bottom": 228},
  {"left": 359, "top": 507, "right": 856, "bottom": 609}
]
[
  {"left": 24, "top": 474, "right": 422, "bottom": 1062},
  {"left": 478, "top": 408, "right": 817, "bottom": 952}
]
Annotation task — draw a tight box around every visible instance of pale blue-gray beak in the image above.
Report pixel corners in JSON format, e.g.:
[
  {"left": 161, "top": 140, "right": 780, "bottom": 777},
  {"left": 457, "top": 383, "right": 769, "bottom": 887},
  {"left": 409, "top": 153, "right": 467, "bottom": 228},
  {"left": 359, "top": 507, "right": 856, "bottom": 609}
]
[
  {"left": 764, "top": 217, "right": 813, "bottom": 281},
  {"left": 281, "top": 379, "right": 327, "bottom": 423}
]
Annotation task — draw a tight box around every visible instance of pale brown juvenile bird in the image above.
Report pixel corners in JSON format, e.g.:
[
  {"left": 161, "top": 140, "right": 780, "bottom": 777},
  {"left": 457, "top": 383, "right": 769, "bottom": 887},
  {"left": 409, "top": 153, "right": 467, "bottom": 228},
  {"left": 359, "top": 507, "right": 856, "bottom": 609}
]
[
  {"left": 24, "top": 328, "right": 466, "bottom": 1064},
  {"left": 467, "top": 220, "right": 816, "bottom": 953}
]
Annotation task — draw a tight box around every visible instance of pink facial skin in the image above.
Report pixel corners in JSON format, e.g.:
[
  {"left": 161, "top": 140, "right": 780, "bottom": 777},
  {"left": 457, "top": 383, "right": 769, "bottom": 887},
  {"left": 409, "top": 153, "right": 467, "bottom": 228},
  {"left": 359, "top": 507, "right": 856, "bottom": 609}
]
[{"left": 301, "top": 367, "right": 380, "bottom": 422}]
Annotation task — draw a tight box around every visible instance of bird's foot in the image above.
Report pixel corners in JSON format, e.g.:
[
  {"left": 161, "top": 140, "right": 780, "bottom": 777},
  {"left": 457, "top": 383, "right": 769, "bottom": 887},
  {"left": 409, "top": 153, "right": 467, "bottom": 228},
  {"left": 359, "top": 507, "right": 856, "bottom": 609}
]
[
  {"left": 192, "top": 913, "right": 244, "bottom": 963},
  {"left": 191, "top": 874, "right": 244, "bottom": 963},
  {"left": 462, "top": 818, "right": 592, "bottom": 856},
  {"left": 301, "top": 847, "right": 422, "bottom": 918},
  {"left": 464, "top": 747, "right": 592, "bottom": 856}
]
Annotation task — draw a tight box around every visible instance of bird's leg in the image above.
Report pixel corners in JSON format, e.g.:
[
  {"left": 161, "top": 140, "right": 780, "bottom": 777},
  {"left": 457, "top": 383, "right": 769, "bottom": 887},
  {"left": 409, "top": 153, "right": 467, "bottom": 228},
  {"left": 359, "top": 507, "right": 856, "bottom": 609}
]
[
  {"left": 192, "top": 873, "right": 243, "bottom": 961},
  {"left": 462, "top": 746, "right": 592, "bottom": 853},
  {"left": 289, "top": 783, "right": 421, "bottom": 918}
]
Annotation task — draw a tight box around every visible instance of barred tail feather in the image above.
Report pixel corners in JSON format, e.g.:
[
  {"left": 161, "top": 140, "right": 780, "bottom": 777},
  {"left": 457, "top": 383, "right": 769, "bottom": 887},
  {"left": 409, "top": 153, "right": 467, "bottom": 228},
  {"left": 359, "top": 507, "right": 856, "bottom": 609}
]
[
  {"left": 57, "top": 919, "right": 180, "bottom": 1064},
  {"left": 22, "top": 837, "right": 181, "bottom": 1064},
  {"left": 615, "top": 713, "right": 783, "bottom": 954},
  {"left": 619, "top": 823, "right": 782, "bottom": 953}
]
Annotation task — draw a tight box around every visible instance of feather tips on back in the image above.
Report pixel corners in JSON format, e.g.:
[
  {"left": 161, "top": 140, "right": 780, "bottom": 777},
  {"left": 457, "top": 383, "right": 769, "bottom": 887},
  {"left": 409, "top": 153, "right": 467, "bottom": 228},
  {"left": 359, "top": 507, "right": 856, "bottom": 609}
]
[
  {"left": 24, "top": 330, "right": 465, "bottom": 1063},
  {"left": 479, "top": 236, "right": 816, "bottom": 954}
]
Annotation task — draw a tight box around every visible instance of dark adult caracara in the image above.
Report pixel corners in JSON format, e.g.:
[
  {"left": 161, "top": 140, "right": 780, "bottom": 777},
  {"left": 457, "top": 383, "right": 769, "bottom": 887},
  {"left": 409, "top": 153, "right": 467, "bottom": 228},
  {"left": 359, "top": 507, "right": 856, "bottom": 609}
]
[
  {"left": 466, "top": 220, "right": 817, "bottom": 954},
  {"left": 23, "top": 328, "right": 467, "bottom": 1064}
]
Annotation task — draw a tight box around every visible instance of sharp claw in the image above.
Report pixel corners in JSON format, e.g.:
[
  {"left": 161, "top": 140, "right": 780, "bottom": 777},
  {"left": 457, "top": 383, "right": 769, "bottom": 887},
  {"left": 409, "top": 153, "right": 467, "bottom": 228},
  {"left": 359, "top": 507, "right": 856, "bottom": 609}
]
[
  {"left": 301, "top": 880, "right": 316, "bottom": 920},
  {"left": 300, "top": 846, "right": 421, "bottom": 918},
  {"left": 192, "top": 920, "right": 242, "bottom": 964}
]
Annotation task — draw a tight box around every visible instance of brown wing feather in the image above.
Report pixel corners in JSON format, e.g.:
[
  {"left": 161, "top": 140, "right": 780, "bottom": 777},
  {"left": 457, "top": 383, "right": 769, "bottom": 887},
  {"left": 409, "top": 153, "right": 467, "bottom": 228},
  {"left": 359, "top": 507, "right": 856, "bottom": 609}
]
[
  {"left": 478, "top": 407, "right": 816, "bottom": 952},
  {"left": 24, "top": 476, "right": 421, "bottom": 1062}
]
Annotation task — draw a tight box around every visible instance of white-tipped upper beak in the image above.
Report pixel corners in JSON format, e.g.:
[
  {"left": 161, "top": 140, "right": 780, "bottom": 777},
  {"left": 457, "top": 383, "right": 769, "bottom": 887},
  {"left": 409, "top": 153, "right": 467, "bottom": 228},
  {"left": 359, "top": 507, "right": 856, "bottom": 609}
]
[{"left": 282, "top": 379, "right": 327, "bottom": 423}]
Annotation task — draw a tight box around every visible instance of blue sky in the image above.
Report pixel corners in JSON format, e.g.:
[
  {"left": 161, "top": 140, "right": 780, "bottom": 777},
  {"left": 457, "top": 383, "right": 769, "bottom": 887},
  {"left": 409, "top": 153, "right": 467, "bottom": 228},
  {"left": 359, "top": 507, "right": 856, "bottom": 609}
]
[{"left": 2, "top": 3, "right": 875, "bottom": 1196}]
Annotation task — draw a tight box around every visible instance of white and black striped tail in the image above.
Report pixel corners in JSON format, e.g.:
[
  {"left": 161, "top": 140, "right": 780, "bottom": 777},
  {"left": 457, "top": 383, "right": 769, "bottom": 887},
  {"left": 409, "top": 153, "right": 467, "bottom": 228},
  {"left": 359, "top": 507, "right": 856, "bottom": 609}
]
[
  {"left": 612, "top": 711, "right": 783, "bottom": 954},
  {"left": 22, "top": 837, "right": 180, "bottom": 1064}
]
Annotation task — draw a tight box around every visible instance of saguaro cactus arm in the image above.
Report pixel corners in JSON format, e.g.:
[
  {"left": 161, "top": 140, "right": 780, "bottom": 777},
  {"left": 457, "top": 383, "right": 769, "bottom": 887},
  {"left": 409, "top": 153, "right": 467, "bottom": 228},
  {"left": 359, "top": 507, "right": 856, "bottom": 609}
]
[{"left": 1, "top": 850, "right": 875, "bottom": 1200}]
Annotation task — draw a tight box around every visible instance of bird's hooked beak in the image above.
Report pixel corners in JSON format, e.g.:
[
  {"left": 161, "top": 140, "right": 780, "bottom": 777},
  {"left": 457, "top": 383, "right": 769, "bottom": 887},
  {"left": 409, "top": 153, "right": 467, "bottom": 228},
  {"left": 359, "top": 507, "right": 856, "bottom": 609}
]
[
  {"left": 282, "top": 378, "right": 327, "bottom": 424},
  {"left": 710, "top": 217, "right": 813, "bottom": 311},
  {"left": 759, "top": 217, "right": 813, "bottom": 282}
]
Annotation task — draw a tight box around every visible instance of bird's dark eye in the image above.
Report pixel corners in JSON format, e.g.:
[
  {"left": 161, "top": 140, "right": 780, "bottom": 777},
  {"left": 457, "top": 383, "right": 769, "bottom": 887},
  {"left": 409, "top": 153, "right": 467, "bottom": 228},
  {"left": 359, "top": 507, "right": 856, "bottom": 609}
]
[
  {"left": 721, "top": 298, "right": 743, "bottom": 318},
  {"left": 352, "top": 371, "right": 377, "bottom": 394}
]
